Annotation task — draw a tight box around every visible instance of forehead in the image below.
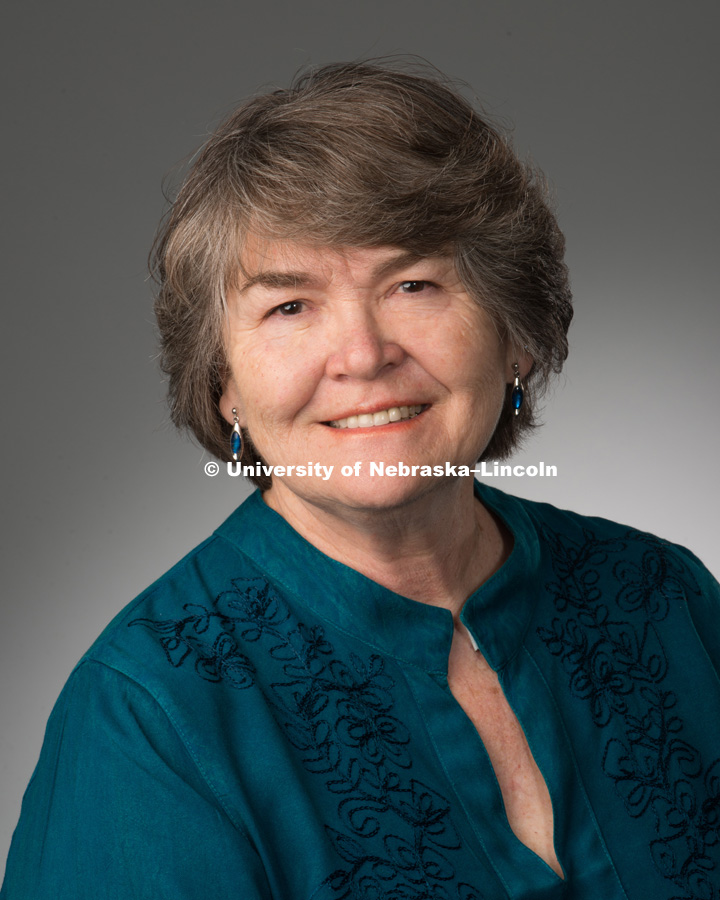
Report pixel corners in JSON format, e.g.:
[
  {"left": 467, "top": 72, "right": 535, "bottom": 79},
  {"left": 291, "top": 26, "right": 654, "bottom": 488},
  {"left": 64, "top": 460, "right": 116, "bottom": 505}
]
[{"left": 235, "top": 236, "right": 454, "bottom": 293}]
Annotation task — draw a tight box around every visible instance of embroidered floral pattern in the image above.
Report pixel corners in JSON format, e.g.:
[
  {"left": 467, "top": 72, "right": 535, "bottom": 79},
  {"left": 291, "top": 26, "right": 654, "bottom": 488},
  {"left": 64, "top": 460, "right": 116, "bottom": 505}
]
[
  {"left": 537, "top": 526, "right": 718, "bottom": 900},
  {"left": 130, "top": 577, "right": 483, "bottom": 899}
]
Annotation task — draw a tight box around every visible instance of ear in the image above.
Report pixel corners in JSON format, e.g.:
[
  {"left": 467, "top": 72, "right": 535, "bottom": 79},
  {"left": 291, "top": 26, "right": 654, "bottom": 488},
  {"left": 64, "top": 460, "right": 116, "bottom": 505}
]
[
  {"left": 505, "top": 344, "right": 533, "bottom": 383},
  {"left": 219, "top": 377, "right": 247, "bottom": 427}
]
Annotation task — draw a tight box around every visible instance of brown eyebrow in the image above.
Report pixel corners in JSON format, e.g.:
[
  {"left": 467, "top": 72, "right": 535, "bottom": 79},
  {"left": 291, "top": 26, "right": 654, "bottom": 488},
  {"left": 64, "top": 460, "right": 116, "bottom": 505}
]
[
  {"left": 237, "top": 271, "right": 317, "bottom": 293},
  {"left": 237, "top": 251, "right": 448, "bottom": 294}
]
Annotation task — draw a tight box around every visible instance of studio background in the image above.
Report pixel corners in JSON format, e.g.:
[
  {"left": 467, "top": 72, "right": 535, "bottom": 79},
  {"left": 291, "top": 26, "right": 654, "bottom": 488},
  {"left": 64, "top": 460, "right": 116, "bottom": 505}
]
[{"left": 2, "top": 0, "right": 718, "bottom": 878}]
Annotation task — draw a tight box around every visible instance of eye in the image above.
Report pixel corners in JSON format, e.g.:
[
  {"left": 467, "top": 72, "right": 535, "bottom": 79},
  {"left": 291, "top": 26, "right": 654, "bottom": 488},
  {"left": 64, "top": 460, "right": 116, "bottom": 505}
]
[
  {"left": 270, "top": 300, "right": 305, "bottom": 317},
  {"left": 398, "top": 280, "right": 434, "bottom": 294}
]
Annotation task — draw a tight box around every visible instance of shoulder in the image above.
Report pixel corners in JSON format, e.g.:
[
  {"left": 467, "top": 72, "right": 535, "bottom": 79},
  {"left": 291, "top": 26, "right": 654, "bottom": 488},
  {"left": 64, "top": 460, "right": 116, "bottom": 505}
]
[
  {"left": 2, "top": 495, "right": 278, "bottom": 894},
  {"left": 75, "top": 491, "right": 275, "bottom": 705},
  {"left": 481, "top": 481, "right": 712, "bottom": 579},
  {"left": 481, "top": 483, "right": 720, "bottom": 669}
]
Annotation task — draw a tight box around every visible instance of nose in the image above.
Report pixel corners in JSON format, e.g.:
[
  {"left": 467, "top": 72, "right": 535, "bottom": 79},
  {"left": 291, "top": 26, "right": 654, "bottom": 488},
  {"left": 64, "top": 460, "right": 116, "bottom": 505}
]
[{"left": 324, "top": 306, "right": 405, "bottom": 381}]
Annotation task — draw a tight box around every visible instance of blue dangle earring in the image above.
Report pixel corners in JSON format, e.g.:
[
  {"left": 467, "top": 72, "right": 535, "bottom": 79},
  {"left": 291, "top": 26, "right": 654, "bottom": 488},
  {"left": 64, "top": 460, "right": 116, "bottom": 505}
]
[
  {"left": 231, "top": 409, "right": 243, "bottom": 461},
  {"left": 511, "top": 363, "right": 524, "bottom": 416}
]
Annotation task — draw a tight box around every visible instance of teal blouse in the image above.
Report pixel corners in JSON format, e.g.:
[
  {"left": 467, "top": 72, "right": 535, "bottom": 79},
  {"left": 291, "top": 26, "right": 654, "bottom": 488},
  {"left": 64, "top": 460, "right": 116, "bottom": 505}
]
[{"left": 3, "top": 483, "right": 720, "bottom": 899}]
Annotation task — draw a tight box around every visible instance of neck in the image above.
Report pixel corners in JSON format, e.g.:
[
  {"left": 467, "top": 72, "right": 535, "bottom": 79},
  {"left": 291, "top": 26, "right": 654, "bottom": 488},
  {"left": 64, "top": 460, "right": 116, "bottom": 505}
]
[{"left": 263, "top": 478, "right": 511, "bottom": 618}]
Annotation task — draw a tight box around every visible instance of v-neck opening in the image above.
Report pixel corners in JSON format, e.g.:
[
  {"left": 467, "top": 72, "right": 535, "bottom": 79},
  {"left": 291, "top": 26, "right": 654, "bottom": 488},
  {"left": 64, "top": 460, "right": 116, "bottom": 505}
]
[{"left": 452, "top": 625, "right": 567, "bottom": 885}]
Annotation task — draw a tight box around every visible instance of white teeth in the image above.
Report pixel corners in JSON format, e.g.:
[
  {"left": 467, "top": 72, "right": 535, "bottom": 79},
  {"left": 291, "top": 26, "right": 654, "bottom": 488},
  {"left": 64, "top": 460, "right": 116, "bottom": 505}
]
[{"left": 329, "top": 405, "right": 424, "bottom": 428}]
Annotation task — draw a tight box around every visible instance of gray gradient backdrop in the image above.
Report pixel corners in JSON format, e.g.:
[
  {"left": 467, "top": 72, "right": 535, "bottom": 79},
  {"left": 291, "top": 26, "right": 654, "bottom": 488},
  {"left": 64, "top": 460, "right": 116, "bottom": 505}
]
[{"left": 2, "top": 0, "right": 718, "bottom": 878}]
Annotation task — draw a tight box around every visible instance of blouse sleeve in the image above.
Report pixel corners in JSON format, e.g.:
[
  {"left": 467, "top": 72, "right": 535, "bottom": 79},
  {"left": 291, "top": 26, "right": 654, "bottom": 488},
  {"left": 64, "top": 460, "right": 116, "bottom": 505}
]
[
  {"left": 1, "top": 660, "right": 271, "bottom": 900},
  {"left": 677, "top": 545, "right": 720, "bottom": 678}
]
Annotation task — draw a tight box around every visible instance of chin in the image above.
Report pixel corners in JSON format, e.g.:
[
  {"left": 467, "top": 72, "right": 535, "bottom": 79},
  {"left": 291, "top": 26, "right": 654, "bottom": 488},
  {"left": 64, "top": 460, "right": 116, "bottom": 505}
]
[{"left": 306, "top": 471, "right": 457, "bottom": 515}]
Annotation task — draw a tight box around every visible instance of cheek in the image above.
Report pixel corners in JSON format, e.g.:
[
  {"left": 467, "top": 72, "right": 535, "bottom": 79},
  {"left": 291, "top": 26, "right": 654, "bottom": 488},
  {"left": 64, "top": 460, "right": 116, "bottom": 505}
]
[
  {"left": 445, "top": 347, "right": 509, "bottom": 441},
  {"left": 463, "top": 317, "right": 508, "bottom": 391},
  {"left": 232, "top": 339, "right": 323, "bottom": 428},
  {"left": 424, "top": 318, "right": 506, "bottom": 395}
]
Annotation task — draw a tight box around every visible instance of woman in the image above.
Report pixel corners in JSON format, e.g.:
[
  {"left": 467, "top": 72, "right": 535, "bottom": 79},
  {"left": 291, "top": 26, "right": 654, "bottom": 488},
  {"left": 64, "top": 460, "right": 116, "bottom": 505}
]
[{"left": 3, "top": 61, "right": 719, "bottom": 900}]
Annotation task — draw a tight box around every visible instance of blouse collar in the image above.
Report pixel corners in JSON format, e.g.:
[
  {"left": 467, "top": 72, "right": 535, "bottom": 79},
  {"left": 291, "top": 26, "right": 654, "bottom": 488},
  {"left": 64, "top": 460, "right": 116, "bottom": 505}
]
[{"left": 215, "top": 482, "right": 540, "bottom": 674}]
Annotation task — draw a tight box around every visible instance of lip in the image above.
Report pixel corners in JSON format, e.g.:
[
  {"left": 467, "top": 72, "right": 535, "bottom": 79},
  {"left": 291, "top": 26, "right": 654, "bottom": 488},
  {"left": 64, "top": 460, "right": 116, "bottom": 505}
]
[
  {"left": 322, "top": 403, "right": 430, "bottom": 429},
  {"left": 321, "top": 402, "right": 430, "bottom": 423}
]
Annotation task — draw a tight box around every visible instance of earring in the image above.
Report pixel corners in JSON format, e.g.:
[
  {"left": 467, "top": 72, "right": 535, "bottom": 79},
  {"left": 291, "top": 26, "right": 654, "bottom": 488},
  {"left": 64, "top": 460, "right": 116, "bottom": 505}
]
[
  {"left": 231, "top": 409, "right": 243, "bottom": 461},
  {"left": 511, "top": 363, "right": 524, "bottom": 416}
]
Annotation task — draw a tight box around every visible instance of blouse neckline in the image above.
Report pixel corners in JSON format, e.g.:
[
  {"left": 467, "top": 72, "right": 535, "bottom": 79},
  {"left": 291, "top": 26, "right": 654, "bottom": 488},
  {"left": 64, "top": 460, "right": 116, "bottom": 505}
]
[{"left": 215, "top": 481, "right": 540, "bottom": 674}]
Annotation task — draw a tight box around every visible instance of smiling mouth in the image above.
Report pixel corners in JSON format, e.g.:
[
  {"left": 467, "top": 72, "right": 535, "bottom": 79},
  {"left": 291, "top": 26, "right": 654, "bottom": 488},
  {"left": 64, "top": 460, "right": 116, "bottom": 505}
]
[{"left": 326, "top": 405, "right": 428, "bottom": 429}]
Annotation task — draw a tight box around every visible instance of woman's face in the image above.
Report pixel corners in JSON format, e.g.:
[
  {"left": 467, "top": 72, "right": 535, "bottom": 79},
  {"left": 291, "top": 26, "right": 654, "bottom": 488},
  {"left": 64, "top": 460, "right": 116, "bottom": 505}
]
[{"left": 221, "top": 238, "right": 523, "bottom": 513}]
